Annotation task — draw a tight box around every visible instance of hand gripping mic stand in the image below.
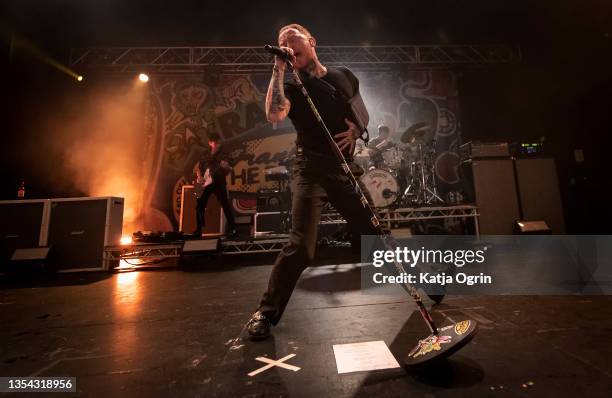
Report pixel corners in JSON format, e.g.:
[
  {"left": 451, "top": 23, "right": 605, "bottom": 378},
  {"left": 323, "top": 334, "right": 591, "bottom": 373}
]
[{"left": 283, "top": 57, "right": 477, "bottom": 369}]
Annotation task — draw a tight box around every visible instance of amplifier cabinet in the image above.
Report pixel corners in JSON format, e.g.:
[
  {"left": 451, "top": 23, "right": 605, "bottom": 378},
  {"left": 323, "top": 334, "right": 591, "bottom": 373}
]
[
  {"left": 47, "top": 197, "right": 123, "bottom": 272},
  {"left": 459, "top": 141, "right": 510, "bottom": 159},
  {"left": 256, "top": 191, "right": 291, "bottom": 212},
  {"left": 462, "top": 159, "right": 520, "bottom": 234},
  {"left": 0, "top": 199, "right": 51, "bottom": 265},
  {"left": 254, "top": 212, "right": 291, "bottom": 236},
  {"left": 180, "top": 185, "right": 225, "bottom": 235},
  {"left": 515, "top": 158, "right": 565, "bottom": 234}
]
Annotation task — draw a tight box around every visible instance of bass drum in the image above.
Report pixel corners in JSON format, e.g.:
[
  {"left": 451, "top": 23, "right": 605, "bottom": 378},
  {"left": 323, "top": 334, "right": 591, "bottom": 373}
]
[{"left": 359, "top": 168, "right": 399, "bottom": 208}]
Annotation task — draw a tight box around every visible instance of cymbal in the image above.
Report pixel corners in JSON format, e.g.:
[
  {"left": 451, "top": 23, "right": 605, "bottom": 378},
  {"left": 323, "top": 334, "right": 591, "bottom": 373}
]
[{"left": 401, "top": 122, "right": 430, "bottom": 143}]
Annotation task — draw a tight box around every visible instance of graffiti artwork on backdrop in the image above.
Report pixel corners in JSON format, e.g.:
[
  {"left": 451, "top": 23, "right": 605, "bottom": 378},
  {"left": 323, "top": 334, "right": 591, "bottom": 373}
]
[
  {"left": 141, "top": 74, "right": 297, "bottom": 231},
  {"left": 399, "top": 71, "right": 461, "bottom": 187},
  {"left": 358, "top": 70, "right": 462, "bottom": 193},
  {"left": 141, "top": 70, "right": 462, "bottom": 231}
]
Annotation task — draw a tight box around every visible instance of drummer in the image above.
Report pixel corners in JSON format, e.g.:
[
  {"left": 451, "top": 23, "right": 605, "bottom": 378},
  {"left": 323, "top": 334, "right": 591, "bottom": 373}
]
[{"left": 368, "top": 124, "right": 394, "bottom": 168}]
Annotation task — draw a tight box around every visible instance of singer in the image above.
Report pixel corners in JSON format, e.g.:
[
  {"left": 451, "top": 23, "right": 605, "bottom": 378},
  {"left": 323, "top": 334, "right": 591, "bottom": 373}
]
[{"left": 247, "top": 24, "right": 379, "bottom": 339}]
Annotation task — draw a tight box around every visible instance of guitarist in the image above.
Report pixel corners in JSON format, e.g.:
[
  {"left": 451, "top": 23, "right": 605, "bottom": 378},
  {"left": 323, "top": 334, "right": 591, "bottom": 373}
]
[{"left": 194, "top": 133, "right": 238, "bottom": 238}]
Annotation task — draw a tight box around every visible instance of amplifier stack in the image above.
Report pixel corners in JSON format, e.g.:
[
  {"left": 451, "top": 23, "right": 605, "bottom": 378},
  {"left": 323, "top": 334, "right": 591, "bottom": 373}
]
[
  {"left": 460, "top": 141, "right": 565, "bottom": 234},
  {"left": 1, "top": 197, "right": 124, "bottom": 272}
]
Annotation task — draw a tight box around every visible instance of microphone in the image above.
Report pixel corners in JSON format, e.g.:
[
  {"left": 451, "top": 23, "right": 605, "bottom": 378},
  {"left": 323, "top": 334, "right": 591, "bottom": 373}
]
[{"left": 264, "top": 45, "right": 293, "bottom": 63}]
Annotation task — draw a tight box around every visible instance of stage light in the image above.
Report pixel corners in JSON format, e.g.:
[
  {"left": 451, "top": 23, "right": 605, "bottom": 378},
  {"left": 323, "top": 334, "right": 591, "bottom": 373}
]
[
  {"left": 120, "top": 235, "right": 133, "bottom": 245},
  {"left": 76, "top": 75, "right": 83, "bottom": 82},
  {"left": 138, "top": 73, "right": 149, "bottom": 83}
]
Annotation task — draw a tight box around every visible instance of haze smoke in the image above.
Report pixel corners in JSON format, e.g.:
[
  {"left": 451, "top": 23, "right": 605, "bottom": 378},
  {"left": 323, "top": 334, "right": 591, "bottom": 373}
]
[{"left": 45, "top": 78, "right": 147, "bottom": 235}]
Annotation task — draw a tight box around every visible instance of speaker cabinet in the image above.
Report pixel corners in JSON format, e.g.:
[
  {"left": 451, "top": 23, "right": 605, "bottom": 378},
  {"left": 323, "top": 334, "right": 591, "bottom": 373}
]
[
  {"left": 180, "top": 185, "right": 225, "bottom": 235},
  {"left": 462, "top": 159, "right": 520, "bottom": 234},
  {"left": 256, "top": 191, "right": 291, "bottom": 212},
  {"left": 47, "top": 197, "right": 123, "bottom": 272},
  {"left": 254, "top": 212, "right": 291, "bottom": 236},
  {"left": 0, "top": 199, "right": 50, "bottom": 266},
  {"left": 515, "top": 158, "right": 565, "bottom": 234}
]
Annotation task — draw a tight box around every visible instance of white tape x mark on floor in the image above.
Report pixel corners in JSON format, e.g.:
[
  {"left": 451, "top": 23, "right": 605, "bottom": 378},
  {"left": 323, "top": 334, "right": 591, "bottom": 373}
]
[{"left": 248, "top": 353, "right": 301, "bottom": 377}]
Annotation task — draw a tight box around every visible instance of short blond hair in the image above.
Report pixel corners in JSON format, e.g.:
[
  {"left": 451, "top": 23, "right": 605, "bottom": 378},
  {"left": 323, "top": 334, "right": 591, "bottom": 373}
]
[{"left": 278, "top": 24, "right": 313, "bottom": 43}]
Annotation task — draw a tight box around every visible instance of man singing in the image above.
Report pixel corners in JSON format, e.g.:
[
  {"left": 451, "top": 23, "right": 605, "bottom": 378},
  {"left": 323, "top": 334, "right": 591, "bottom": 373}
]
[
  {"left": 247, "top": 24, "right": 378, "bottom": 339},
  {"left": 194, "top": 133, "right": 238, "bottom": 238}
]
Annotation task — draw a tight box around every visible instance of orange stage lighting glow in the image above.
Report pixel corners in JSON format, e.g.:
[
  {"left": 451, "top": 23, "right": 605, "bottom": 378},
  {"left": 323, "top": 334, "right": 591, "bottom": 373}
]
[
  {"left": 59, "top": 80, "right": 147, "bottom": 238},
  {"left": 120, "top": 235, "right": 133, "bottom": 245}
]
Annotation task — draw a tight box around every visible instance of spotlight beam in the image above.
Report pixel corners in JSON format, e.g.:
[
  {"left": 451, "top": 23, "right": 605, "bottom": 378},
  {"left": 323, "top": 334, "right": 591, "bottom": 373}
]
[{"left": 10, "top": 32, "right": 82, "bottom": 81}]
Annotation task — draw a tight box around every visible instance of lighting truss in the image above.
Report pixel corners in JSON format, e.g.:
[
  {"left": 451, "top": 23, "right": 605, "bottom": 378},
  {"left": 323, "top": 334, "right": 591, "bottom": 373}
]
[{"left": 70, "top": 44, "right": 520, "bottom": 73}]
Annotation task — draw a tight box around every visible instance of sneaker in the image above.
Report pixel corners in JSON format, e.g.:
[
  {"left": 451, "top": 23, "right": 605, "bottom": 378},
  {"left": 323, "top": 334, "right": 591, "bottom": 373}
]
[{"left": 247, "top": 311, "right": 271, "bottom": 340}]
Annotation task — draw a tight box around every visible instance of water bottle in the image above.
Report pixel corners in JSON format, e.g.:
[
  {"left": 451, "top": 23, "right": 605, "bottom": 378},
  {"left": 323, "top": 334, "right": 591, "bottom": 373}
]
[{"left": 17, "top": 180, "right": 25, "bottom": 199}]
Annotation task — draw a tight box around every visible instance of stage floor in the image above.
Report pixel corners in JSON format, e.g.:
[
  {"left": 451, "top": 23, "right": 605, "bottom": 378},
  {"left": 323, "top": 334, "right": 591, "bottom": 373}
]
[{"left": 1, "top": 252, "right": 611, "bottom": 397}]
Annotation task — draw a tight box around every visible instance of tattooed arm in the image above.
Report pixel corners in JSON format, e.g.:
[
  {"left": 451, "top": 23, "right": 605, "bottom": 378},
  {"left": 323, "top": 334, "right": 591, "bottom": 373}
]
[{"left": 265, "top": 48, "right": 293, "bottom": 123}]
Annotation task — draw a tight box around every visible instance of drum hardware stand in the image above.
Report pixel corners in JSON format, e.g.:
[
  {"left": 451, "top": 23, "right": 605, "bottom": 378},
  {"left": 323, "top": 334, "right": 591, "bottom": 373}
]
[
  {"left": 400, "top": 163, "right": 418, "bottom": 204},
  {"left": 397, "top": 140, "right": 444, "bottom": 206},
  {"left": 280, "top": 55, "right": 476, "bottom": 368},
  {"left": 417, "top": 140, "right": 444, "bottom": 205}
]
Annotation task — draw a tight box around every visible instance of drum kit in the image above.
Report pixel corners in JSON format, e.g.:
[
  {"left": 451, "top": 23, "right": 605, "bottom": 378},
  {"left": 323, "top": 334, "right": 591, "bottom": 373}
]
[{"left": 356, "top": 122, "right": 445, "bottom": 208}]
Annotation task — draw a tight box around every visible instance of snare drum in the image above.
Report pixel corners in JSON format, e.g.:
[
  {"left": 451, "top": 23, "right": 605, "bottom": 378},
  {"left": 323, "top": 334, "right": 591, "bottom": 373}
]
[{"left": 381, "top": 147, "right": 404, "bottom": 170}]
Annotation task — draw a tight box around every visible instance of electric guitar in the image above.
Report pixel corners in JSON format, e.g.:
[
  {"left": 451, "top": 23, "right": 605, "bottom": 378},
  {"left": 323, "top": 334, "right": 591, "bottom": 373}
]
[
  {"left": 193, "top": 149, "right": 240, "bottom": 199},
  {"left": 194, "top": 168, "right": 214, "bottom": 199}
]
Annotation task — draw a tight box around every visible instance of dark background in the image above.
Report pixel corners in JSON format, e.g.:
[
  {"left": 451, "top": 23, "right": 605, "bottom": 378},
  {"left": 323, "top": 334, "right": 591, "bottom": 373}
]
[{"left": 0, "top": 0, "right": 610, "bottom": 232}]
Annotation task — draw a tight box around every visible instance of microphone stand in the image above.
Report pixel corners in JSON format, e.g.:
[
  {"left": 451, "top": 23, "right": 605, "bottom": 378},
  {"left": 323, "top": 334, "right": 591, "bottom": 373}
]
[{"left": 284, "top": 59, "right": 440, "bottom": 336}]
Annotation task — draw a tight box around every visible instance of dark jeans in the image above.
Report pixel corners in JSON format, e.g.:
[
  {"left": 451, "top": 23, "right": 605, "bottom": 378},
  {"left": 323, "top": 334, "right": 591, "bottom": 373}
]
[
  {"left": 258, "top": 150, "right": 379, "bottom": 324},
  {"left": 195, "top": 182, "right": 235, "bottom": 232}
]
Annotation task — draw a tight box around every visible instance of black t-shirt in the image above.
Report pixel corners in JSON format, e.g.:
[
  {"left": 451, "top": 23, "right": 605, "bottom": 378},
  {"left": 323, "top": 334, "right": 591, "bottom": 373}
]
[
  {"left": 284, "top": 66, "right": 357, "bottom": 159},
  {"left": 198, "top": 145, "right": 229, "bottom": 184}
]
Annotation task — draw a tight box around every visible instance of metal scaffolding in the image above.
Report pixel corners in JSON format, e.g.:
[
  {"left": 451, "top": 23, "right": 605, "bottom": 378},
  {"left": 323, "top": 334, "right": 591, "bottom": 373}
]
[
  {"left": 102, "top": 205, "right": 480, "bottom": 266},
  {"left": 378, "top": 205, "right": 480, "bottom": 236},
  {"left": 70, "top": 44, "right": 520, "bottom": 73},
  {"left": 220, "top": 236, "right": 289, "bottom": 255},
  {"left": 309, "top": 205, "right": 480, "bottom": 236},
  {"left": 104, "top": 243, "right": 183, "bottom": 269}
]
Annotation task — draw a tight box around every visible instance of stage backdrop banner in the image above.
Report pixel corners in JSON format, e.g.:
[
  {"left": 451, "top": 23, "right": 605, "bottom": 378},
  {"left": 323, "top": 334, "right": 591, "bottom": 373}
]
[{"left": 139, "top": 70, "right": 461, "bottom": 231}]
